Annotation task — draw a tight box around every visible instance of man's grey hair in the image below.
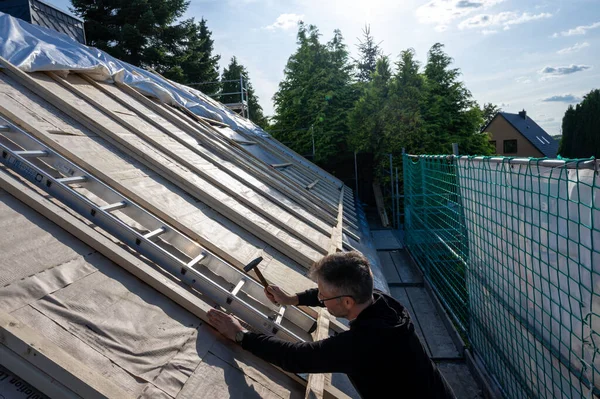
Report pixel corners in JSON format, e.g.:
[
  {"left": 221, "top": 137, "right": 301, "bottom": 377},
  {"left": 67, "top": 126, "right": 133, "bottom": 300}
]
[{"left": 309, "top": 251, "right": 373, "bottom": 304}]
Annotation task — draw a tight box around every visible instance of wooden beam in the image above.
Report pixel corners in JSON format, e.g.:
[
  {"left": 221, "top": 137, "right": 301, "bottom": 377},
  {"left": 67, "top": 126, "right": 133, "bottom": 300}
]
[
  {"left": 143, "top": 65, "right": 342, "bottom": 214},
  {"left": 114, "top": 81, "right": 339, "bottom": 225},
  {"left": 0, "top": 167, "right": 348, "bottom": 399},
  {"left": 328, "top": 187, "right": 345, "bottom": 254},
  {"left": 271, "top": 163, "right": 292, "bottom": 169},
  {"left": 0, "top": 310, "right": 131, "bottom": 398},
  {"left": 305, "top": 187, "right": 346, "bottom": 399},
  {"left": 0, "top": 58, "right": 322, "bottom": 268},
  {"left": 304, "top": 309, "right": 331, "bottom": 399},
  {"left": 44, "top": 72, "right": 328, "bottom": 259},
  {"left": 306, "top": 179, "right": 320, "bottom": 191},
  {"left": 373, "top": 182, "right": 390, "bottom": 228},
  {"left": 78, "top": 74, "right": 334, "bottom": 240}
]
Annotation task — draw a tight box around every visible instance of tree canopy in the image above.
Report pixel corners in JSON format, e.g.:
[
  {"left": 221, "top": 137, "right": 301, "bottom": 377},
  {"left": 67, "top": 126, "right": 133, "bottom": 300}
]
[
  {"left": 271, "top": 23, "right": 357, "bottom": 168},
  {"left": 71, "top": 1, "right": 220, "bottom": 89},
  {"left": 558, "top": 89, "right": 600, "bottom": 158},
  {"left": 221, "top": 57, "right": 268, "bottom": 129},
  {"left": 354, "top": 25, "right": 381, "bottom": 83}
]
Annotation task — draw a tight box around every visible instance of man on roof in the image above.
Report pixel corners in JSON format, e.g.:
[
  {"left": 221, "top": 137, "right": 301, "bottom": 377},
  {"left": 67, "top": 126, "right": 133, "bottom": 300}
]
[{"left": 207, "top": 251, "right": 455, "bottom": 398}]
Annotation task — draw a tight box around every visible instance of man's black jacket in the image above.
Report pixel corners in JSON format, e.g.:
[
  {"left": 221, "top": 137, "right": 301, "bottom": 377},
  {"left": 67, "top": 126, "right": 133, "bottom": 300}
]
[{"left": 241, "top": 288, "right": 455, "bottom": 398}]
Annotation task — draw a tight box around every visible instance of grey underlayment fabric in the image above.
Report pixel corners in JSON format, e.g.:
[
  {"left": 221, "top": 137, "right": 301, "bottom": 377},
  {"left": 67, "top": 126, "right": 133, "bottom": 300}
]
[{"left": 0, "top": 186, "right": 304, "bottom": 398}]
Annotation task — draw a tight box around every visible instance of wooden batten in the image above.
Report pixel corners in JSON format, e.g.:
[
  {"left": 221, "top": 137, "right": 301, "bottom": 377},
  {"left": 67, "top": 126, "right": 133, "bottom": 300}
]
[
  {"left": 0, "top": 167, "right": 348, "bottom": 399},
  {"left": 115, "top": 81, "right": 340, "bottom": 225},
  {"left": 77, "top": 74, "right": 334, "bottom": 241}
]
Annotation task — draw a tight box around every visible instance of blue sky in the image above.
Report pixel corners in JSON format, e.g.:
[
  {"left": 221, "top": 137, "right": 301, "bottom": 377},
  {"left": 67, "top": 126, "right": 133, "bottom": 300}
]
[{"left": 54, "top": 0, "right": 599, "bottom": 135}]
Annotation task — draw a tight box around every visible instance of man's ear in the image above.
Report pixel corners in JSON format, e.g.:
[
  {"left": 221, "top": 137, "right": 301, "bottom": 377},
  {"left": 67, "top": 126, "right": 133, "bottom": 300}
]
[{"left": 344, "top": 297, "right": 355, "bottom": 308}]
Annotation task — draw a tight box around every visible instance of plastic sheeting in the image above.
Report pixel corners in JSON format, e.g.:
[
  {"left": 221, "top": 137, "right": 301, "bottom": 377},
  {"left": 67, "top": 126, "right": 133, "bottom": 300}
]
[
  {"left": 0, "top": 12, "right": 258, "bottom": 132},
  {"left": 457, "top": 159, "right": 600, "bottom": 398}
]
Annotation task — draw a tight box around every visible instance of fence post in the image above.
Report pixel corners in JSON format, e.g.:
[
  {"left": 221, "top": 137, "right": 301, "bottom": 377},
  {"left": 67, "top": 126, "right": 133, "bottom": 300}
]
[
  {"left": 390, "top": 153, "right": 395, "bottom": 229},
  {"left": 453, "top": 143, "right": 459, "bottom": 156},
  {"left": 354, "top": 151, "right": 359, "bottom": 199},
  {"left": 396, "top": 167, "right": 400, "bottom": 228}
]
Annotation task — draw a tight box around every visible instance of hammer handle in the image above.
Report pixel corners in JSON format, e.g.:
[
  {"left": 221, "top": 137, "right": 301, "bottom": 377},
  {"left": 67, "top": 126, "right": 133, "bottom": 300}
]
[{"left": 253, "top": 267, "right": 269, "bottom": 288}]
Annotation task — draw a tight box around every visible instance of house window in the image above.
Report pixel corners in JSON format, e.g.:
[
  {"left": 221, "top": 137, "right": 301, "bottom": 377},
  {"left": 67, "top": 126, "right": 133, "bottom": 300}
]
[
  {"left": 489, "top": 140, "right": 496, "bottom": 149},
  {"left": 504, "top": 139, "right": 518, "bottom": 154}
]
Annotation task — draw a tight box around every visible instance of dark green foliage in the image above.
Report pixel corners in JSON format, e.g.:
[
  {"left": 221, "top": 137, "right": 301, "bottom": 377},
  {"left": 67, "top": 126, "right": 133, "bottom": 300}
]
[
  {"left": 221, "top": 57, "right": 268, "bottom": 129},
  {"left": 421, "top": 43, "right": 493, "bottom": 156},
  {"left": 71, "top": 1, "right": 220, "bottom": 89},
  {"left": 272, "top": 23, "right": 357, "bottom": 168},
  {"left": 348, "top": 44, "right": 493, "bottom": 174},
  {"left": 354, "top": 25, "right": 381, "bottom": 83},
  {"left": 481, "top": 103, "right": 501, "bottom": 130},
  {"left": 558, "top": 89, "right": 600, "bottom": 158}
]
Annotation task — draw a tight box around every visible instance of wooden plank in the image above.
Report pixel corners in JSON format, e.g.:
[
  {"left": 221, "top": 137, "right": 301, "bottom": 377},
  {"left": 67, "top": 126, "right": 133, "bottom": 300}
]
[
  {"left": 0, "top": 168, "right": 347, "bottom": 398},
  {"left": 108, "top": 79, "right": 339, "bottom": 228},
  {"left": 79, "top": 74, "right": 333, "bottom": 241},
  {"left": 95, "top": 77, "right": 334, "bottom": 232},
  {"left": 377, "top": 251, "right": 402, "bottom": 285},
  {"left": 404, "top": 287, "right": 461, "bottom": 359},
  {"left": 306, "top": 187, "right": 345, "bottom": 398},
  {"left": 46, "top": 72, "right": 328, "bottom": 258},
  {"left": 165, "top": 103, "right": 339, "bottom": 217},
  {"left": 305, "top": 309, "right": 331, "bottom": 399},
  {"left": 237, "top": 131, "right": 341, "bottom": 197},
  {"left": 0, "top": 59, "right": 320, "bottom": 268},
  {"left": 388, "top": 286, "right": 432, "bottom": 357},
  {"left": 271, "top": 163, "right": 292, "bottom": 169},
  {"left": 390, "top": 250, "right": 423, "bottom": 286},
  {"left": 0, "top": 311, "right": 131, "bottom": 399},
  {"left": 306, "top": 179, "right": 319, "bottom": 190},
  {"left": 372, "top": 182, "right": 390, "bottom": 227},
  {"left": 0, "top": 98, "right": 314, "bottom": 300},
  {"left": 328, "top": 187, "right": 345, "bottom": 254},
  {"left": 244, "top": 130, "right": 343, "bottom": 190}
]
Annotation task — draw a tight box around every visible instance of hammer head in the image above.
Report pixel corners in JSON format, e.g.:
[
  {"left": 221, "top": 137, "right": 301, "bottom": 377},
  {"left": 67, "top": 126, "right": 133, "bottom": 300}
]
[{"left": 243, "top": 257, "right": 263, "bottom": 272}]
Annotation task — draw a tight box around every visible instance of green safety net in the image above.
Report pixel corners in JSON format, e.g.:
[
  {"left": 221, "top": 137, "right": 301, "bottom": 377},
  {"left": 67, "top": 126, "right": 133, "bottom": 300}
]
[{"left": 403, "top": 154, "right": 600, "bottom": 399}]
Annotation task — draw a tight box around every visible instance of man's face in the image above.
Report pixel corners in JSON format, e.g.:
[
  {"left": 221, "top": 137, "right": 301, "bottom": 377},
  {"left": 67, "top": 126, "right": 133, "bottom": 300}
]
[{"left": 317, "top": 280, "right": 352, "bottom": 319}]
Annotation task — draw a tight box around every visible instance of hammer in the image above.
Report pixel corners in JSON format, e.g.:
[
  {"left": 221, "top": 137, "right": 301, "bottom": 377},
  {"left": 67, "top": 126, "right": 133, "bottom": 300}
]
[{"left": 243, "top": 257, "right": 269, "bottom": 287}]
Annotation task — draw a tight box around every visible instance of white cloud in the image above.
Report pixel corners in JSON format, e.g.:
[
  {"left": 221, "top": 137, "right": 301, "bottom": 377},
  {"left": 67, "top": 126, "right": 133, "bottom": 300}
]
[
  {"left": 263, "top": 13, "right": 304, "bottom": 31},
  {"left": 516, "top": 76, "right": 532, "bottom": 84},
  {"left": 541, "top": 94, "right": 582, "bottom": 103},
  {"left": 482, "top": 29, "right": 497, "bottom": 35},
  {"left": 556, "top": 42, "right": 590, "bottom": 54},
  {"left": 458, "top": 11, "right": 552, "bottom": 30},
  {"left": 539, "top": 64, "right": 591, "bottom": 76},
  {"left": 416, "top": 0, "right": 504, "bottom": 31},
  {"left": 552, "top": 21, "right": 600, "bottom": 37}
]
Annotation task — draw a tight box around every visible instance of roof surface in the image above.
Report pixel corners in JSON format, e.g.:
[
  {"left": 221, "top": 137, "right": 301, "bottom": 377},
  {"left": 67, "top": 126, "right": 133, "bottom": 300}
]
[
  {"left": 0, "top": 0, "right": 85, "bottom": 44},
  {"left": 499, "top": 112, "right": 559, "bottom": 158}
]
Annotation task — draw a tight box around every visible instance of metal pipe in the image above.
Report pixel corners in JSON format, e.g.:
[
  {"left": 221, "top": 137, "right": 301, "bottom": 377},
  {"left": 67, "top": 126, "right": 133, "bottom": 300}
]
[
  {"left": 405, "top": 154, "right": 598, "bottom": 169},
  {"left": 396, "top": 167, "right": 400, "bottom": 228},
  {"left": 354, "top": 151, "right": 359, "bottom": 198},
  {"left": 390, "top": 154, "right": 395, "bottom": 229}
]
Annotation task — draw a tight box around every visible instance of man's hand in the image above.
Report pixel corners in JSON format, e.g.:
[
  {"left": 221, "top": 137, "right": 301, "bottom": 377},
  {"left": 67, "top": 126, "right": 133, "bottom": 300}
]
[
  {"left": 207, "top": 308, "right": 244, "bottom": 341},
  {"left": 264, "top": 285, "right": 298, "bottom": 306}
]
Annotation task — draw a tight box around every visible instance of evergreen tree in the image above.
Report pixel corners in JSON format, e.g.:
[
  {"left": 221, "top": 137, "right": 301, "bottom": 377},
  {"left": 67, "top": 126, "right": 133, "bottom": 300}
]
[
  {"left": 422, "top": 43, "right": 493, "bottom": 155},
  {"left": 385, "top": 49, "right": 427, "bottom": 155},
  {"left": 348, "top": 56, "right": 391, "bottom": 159},
  {"left": 272, "top": 23, "right": 356, "bottom": 167},
  {"left": 558, "top": 89, "right": 600, "bottom": 158},
  {"left": 220, "top": 57, "right": 268, "bottom": 129},
  {"left": 481, "top": 102, "right": 501, "bottom": 130},
  {"left": 71, "top": 1, "right": 220, "bottom": 88},
  {"left": 354, "top": 25, "right": 381, "bottom": 83}
]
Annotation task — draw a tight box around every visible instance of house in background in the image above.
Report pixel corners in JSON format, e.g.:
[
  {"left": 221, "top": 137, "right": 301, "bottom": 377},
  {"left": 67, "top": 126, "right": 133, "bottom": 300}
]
[{"left": 483, "top": 110, "right": 559, "bottom": 158}]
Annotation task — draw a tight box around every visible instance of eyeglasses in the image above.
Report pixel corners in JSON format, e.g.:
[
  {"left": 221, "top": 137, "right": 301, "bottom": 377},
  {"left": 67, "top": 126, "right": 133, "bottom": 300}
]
[{"left": 318, "top": 293, "right": 354, "bottom": 306}]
